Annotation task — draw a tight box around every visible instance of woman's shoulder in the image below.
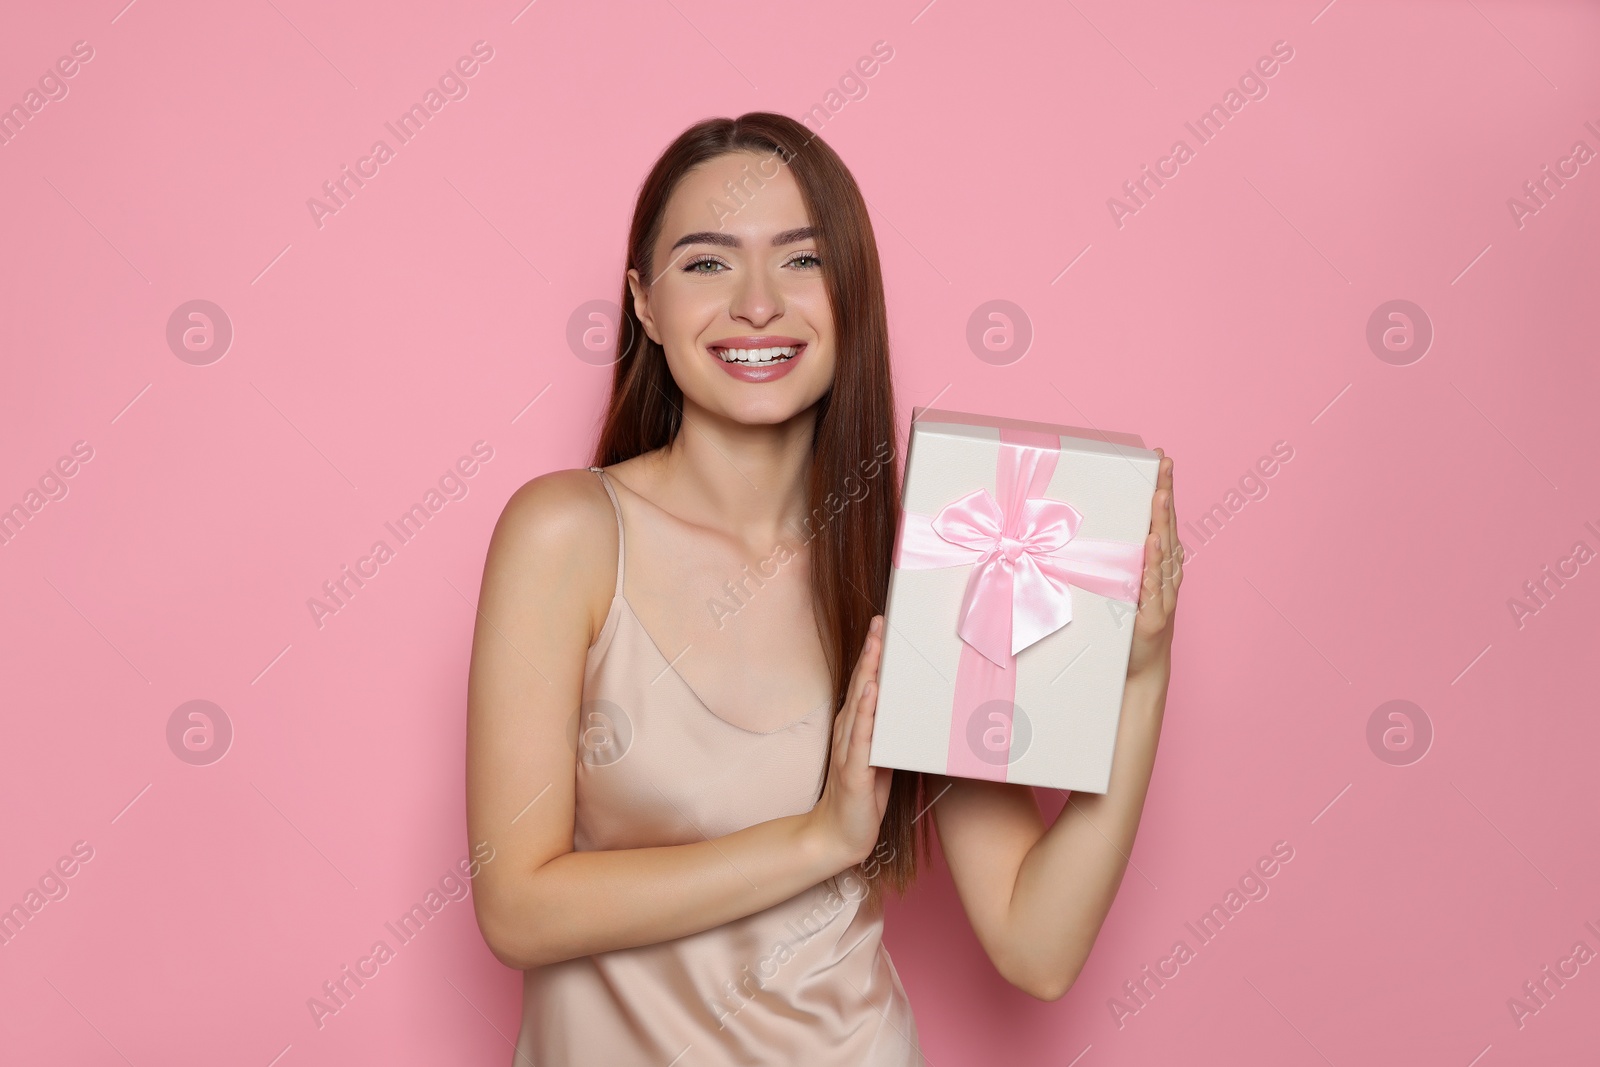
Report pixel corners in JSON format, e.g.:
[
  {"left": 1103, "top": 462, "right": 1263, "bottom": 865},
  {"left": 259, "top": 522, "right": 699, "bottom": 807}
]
[
  {"left": 485, "top": 468, "right": 620, "bottom": 629},
  {"left": 489, "top": 470, "right": 614, "bottom": 559}
]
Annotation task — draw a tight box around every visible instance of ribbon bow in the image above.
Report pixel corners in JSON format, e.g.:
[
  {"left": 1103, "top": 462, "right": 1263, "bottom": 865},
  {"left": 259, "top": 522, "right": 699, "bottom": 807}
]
[{"left": 895, "top": 450, "right": 1146, "bottom": 668}]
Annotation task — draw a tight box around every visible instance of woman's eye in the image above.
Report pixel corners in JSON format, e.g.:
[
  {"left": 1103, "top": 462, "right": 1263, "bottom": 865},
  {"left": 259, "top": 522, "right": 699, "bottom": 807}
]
[{"left": 682, "top": 253, "right": 820, "bottom": 274}]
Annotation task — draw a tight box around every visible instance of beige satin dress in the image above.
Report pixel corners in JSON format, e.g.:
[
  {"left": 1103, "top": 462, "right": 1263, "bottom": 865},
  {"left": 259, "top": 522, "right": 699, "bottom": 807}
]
[{"left": 514, "top": 466, "right": 923, "bottom": 1066}]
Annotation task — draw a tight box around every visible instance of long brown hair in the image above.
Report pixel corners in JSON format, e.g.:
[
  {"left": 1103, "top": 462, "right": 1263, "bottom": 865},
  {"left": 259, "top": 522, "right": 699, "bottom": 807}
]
[{"left": 590, "top": 113, "right": 928, "bottom": 907}]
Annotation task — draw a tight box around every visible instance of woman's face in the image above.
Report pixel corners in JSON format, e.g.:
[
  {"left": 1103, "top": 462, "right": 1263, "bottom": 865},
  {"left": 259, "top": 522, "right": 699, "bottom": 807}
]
[{"left": 627, "top": 150, "right": 836, "bottom": 428}]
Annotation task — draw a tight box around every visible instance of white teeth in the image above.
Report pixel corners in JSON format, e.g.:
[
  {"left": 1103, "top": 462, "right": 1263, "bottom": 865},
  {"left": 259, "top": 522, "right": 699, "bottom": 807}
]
[{"left": 715, "top": 345, "right": 799, "bottom": 364}]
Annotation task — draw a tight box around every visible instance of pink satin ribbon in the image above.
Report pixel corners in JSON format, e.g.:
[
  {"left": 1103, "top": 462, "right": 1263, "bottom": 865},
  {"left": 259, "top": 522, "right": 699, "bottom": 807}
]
[{"left": 892, "top": 427, "right": 1147, "bottom": 781}]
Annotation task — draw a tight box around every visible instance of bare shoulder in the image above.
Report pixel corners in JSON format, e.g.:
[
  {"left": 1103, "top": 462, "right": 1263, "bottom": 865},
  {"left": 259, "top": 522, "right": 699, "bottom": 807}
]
[
  {"left": 493, "top": 466, "right": 613, "bottom": 544},
  {"left": 483, "top": 466, "right": 618, "bottom": 644}
]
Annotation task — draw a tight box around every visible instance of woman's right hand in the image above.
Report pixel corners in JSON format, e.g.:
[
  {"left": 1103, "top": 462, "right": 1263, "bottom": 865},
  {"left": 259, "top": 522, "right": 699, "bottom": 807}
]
[{"left": 807, "top": 614, "right": 895, "bottom": 871}]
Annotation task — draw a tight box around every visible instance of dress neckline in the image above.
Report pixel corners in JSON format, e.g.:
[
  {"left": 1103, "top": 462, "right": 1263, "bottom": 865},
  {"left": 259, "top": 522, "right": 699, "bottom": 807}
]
[{"left": 604, "top": 593, "right": 832, "bottom": 737}]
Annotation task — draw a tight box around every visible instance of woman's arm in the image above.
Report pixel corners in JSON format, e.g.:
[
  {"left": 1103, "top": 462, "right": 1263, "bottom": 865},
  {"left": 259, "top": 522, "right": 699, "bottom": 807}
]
[
  {"left": 930, "top": 451, "right": 1182, "bottom": 1000},
  {"left": 465, "top": 470, "right": 874, "bottom": 971}
]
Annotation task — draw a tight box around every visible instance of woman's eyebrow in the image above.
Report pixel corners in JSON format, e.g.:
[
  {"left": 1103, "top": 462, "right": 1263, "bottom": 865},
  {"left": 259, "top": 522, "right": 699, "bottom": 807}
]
[{"left": 669, "top": 226, "right": 816, "bottom": 252}]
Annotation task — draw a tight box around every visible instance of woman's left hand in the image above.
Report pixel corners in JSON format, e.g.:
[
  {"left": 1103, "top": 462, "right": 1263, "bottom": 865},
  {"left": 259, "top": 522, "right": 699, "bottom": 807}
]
[{"left": 1126, "top": 449, "right": 1181, "bottom": 682}]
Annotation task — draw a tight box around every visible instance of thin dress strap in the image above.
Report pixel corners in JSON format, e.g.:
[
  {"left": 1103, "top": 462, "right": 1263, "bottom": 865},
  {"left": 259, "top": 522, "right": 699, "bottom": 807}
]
[{"left": 586, "top": 466, "right": 625, "bottom": 599}]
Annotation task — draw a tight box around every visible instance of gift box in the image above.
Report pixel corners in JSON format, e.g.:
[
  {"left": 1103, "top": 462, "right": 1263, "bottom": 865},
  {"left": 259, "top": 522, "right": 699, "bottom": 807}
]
[{"left": 868, "top": 408, "right": 1159, "bottom": 794}]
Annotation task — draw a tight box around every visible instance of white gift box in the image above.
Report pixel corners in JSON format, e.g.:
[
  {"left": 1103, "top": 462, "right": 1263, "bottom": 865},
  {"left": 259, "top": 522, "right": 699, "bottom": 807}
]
[{"left": 867, "top": 408, "right": 1159, "bottom": 794}]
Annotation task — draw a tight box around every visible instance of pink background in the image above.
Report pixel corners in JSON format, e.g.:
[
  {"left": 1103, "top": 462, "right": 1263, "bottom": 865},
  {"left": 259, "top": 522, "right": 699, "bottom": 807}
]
[{"left": 3, "top": 1, "right": 1597, "bottom": 1063}]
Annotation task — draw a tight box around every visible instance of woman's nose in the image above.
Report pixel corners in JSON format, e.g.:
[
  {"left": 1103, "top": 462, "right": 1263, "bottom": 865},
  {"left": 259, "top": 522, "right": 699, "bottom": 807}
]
[{"left": 730, "top": 269, "right": 782, "bottom": 324}]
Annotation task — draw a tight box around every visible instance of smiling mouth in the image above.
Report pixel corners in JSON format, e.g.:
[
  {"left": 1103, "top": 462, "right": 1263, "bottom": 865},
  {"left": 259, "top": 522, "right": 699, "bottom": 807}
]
[{"left": 710, "top": 344, "right": 804, "bottom": 365}]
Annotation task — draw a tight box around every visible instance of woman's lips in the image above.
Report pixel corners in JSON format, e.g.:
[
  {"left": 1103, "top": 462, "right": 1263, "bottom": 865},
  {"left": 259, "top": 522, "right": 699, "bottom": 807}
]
[{"left": 708, "top": 342, "right": 807, "bottom": 383}]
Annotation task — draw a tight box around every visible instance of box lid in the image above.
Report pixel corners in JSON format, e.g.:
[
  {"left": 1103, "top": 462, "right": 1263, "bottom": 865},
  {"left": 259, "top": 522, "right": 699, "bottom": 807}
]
[{"left": 910, "top": 405, "right": 1153, "bottom": 457}]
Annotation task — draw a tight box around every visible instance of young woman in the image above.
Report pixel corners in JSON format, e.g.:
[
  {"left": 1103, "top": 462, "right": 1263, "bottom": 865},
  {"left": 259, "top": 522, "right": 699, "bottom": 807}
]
[{"left": 465, "top": 112, "right": 1182, "bottom": 1065}]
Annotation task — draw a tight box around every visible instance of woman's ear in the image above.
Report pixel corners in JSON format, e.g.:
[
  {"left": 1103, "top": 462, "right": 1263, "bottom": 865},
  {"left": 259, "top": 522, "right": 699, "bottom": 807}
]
[{"left": 625, "top": 268, "right": 662, "bottom": 345}]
